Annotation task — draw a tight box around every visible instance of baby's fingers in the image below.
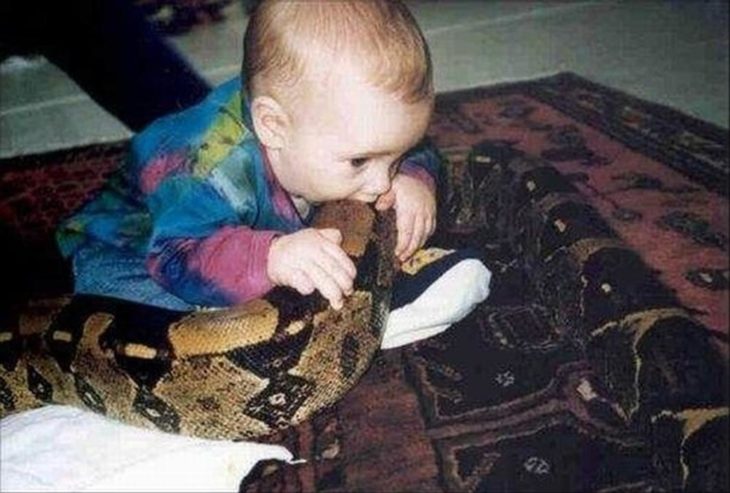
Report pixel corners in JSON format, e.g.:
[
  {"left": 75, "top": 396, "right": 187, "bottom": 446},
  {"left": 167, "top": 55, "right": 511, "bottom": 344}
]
[
  {"left": 318, "top": 228, "right": 356, "bottom": 280},
  {"left": 321, "top": 241, "right": 357, "bottom": 280},
  {"left": 375, "top": 189, "right": 396, "bottom": 211},
  {"left": 427, "top": 215, "right": 436, "bottom": 237},
  {"left": 401, "top": 216, "right": 426, "bottom": 262},
  {"left": 318, "top": 249, "right": 355, "bottom": 296},
  {"left": 318, "top": 228, "right": 343, "bottom": 245},
  {"left": 395, "top": 210, "right": 415, "bottom": 259},
  {"left": 289, "top": 270, "right": 316, "bottom": 295},
  {"left": 307, "top": 262, "right": 345, "bottom": 310}
]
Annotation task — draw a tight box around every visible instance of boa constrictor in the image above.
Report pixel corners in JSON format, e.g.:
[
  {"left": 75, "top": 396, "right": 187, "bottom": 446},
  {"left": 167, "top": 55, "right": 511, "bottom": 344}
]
[{"left": 0, "top": 201, "right": 396, "bottom": 440}]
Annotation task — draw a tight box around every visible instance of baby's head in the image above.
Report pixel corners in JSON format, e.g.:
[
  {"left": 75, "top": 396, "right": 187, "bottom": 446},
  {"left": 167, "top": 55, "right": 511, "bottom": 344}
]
[{"left": 243, "top": 0, "right": 434, "bottom": 205}]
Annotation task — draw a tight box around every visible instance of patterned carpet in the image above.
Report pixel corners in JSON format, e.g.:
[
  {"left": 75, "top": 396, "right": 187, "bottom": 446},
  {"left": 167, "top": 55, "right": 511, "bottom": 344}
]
[{"left": 0, "top": 72, "right": 728, "bottom": 492}]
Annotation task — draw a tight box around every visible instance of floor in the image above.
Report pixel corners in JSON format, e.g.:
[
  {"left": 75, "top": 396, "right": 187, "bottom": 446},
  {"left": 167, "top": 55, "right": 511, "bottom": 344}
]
[{"left": 1, "top": 0, "right": 728, "bottom": 158}]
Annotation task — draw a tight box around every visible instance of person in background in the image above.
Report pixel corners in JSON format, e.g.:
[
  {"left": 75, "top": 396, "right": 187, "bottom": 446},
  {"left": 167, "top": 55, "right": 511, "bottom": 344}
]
[{"left": 0, "top": 0, "right": 211, "bottom": 131}]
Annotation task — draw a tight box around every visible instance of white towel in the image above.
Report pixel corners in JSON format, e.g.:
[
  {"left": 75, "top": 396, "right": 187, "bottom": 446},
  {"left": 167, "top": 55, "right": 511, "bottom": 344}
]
[{"left": 0, "top": 406, "right": 293, "bottom": 492}]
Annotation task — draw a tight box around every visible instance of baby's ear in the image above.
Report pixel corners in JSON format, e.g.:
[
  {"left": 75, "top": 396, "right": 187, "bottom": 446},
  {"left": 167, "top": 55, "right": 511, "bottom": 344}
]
[{"left": 250, "top": 95, "right": 289, "bottom": 150}]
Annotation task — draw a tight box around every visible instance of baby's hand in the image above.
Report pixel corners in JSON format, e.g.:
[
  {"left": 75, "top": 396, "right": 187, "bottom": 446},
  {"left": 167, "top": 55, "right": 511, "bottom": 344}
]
[
  {"left": 267, "top": 228, "right": 356, "bottom": 310},
  {"left": 375, "top": 173, "right": 436, "bottom": 262}
]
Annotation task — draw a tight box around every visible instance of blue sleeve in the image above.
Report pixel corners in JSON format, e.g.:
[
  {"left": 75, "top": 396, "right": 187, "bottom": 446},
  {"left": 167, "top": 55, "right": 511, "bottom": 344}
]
[{"left": 401, "top": 137, "right": 444, "bottom": 186}]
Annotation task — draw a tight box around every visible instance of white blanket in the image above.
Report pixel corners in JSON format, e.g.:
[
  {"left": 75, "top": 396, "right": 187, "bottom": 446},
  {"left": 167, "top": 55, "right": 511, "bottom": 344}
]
[{"left": 1, "top": 258, "right": 490, "bottom": 492}]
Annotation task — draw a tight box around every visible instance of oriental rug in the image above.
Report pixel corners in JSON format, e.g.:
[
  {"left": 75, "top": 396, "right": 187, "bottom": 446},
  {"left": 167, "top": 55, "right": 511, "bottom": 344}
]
[{"left": 1, "top": 72, "right": 727, "bottom": 492}]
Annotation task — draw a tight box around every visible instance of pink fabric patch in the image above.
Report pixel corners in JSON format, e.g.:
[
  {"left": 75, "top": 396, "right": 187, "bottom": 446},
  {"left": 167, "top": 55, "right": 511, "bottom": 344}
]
[
  {"left": 140, "top": 152, "right": 188, "bottom": 195},
  {"left": 190, "top": 226, "right": 279, "bottom": 303}
]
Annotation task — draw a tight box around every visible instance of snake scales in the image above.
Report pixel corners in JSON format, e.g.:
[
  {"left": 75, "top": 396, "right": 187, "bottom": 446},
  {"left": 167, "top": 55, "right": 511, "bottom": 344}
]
[{"left": 0, "top": 200, "right": 397, "bottom": 440}]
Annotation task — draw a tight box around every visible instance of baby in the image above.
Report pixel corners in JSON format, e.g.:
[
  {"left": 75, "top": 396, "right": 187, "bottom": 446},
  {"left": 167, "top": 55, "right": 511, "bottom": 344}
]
[{"left": 57, "top": 0, "right": 442, "bottom": 312}]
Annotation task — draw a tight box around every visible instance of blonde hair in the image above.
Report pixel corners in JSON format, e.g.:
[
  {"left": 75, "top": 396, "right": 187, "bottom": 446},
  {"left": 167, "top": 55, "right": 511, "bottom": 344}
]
[{"left": 243, "top": 0, "right": 433, "bottom": 104}]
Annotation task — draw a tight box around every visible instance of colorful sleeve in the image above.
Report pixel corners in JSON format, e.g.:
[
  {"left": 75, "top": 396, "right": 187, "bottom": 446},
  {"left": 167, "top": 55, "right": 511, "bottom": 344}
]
[
  {"left": 398, "top": 137, "right": 443, "bottom": 192},
  {"left": 144, "top": 174, "right": 278, "bottom": 307}
]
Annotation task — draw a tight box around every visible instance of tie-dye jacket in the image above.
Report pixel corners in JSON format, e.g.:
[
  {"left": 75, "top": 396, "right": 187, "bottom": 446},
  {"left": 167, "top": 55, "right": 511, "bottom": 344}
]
[{"left": 56, "top": 77, "right": 441, "bottom": 308}]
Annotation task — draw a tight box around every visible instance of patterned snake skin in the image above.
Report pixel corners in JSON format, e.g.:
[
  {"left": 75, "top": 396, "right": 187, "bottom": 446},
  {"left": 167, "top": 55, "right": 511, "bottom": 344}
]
[{"left": 0, "top": 200, "right": 397, "bottom": 440}]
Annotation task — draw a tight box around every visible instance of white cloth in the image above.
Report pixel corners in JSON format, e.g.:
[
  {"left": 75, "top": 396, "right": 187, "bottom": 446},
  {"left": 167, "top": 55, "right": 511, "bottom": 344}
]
[
  {"left": 0, "top": 406, "right": 292, "bottom": 492},
  {"left": 0, "top": 258, "right": 491, "bottom": 492}
]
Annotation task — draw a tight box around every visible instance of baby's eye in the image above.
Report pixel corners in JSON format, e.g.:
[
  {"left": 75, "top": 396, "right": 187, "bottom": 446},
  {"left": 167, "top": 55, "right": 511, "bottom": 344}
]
[{"left": 350, "top": 157, "right": 369, "bottom": 168}]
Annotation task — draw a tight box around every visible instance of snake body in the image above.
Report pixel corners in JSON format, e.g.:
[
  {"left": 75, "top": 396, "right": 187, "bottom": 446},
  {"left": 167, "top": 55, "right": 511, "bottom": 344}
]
[{"left": 0, "top": 201, "right": 396, "bottom": 440}]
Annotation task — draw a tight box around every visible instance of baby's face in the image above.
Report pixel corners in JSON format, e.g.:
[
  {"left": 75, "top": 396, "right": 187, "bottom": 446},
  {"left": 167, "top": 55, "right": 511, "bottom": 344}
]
[{"left": 272, "top": 63, "right": 432, "bottom": 205}]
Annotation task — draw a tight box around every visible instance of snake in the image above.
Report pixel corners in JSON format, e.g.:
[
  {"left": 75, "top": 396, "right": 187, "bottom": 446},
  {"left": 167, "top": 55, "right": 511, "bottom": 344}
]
[{"left": 0, "top": 200, "right": 397, "bottom": 440}]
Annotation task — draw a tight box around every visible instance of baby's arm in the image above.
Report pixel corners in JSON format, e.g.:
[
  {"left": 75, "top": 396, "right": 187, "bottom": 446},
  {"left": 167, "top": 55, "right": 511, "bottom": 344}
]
[
  {"left": 143, "top": 173, "right": 280, "bottom": 306},
  {"left": 147, "top": 225, "right": 278, "bottom": 306},
  {"left": 146, "top": 175, "right": 354, "bottom": 308},
  {"left": 149, "top": 225, "right": 355, "bottom": 309},
  {"left": 376, "top": 138, "right": 443, "bottom": 261}
]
